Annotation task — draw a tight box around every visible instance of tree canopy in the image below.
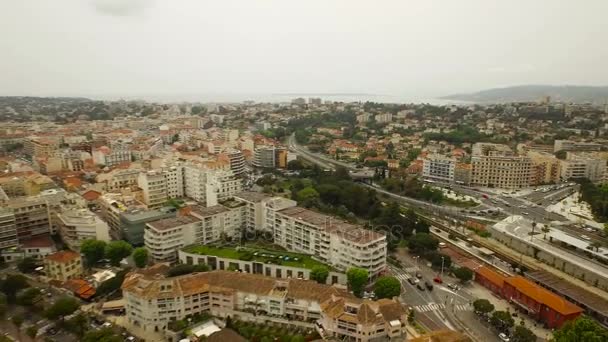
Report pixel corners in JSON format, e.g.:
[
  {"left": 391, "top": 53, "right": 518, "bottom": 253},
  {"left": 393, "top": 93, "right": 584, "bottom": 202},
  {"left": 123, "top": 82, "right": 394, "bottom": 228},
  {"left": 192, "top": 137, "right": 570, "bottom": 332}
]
[
  {"left": 553, "top": 316, "right": 608, "bottom": 342},
  {"left": 45, "top": 297, "right": 79, "bottom": 320},
  {"left": 310, "top": 266, "right": 329, "bottom": 284},
  {"left": 453, "top": 267, "right": 474, "bottom": 282},
  {"left": 472, "top": 299, "right": 495, "bottom": 315},
  {"left": 132, "top": 247, "right": 148, "bottom": 268},
  {"left": 105, "top": 240, "right": 133, "bottom": 266},
  {"left": 373, "top": 276, "right": 401, "bottom": 299},
  {"left": 347, "top": 268, "right": 369, "bottom": 298},
  {"left": 80, "top": 239, "right": 107, "bottom": 266}
]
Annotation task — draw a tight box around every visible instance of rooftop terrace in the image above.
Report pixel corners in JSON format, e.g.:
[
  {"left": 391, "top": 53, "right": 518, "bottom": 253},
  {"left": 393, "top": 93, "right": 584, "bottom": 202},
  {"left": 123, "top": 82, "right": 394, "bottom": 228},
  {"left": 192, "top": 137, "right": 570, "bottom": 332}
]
[{"left": 182, "top": 244, "right": 332, "bottom": 270}]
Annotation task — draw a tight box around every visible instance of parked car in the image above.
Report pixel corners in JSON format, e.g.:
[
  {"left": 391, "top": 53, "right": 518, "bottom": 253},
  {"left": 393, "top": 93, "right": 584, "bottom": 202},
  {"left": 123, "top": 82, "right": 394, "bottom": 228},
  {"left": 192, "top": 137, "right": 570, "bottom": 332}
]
[
  {"left": 498, "top": 333, "right": 510, "bottom": 342},
  {"left": 408, "top": 277, "right": 417, "bottom": 285},
  {"left": 424, "top": 281, "right": 434, "bottom": 291},
  {"left": 433, "top": 277, "right": 443, "bottom": 284},
  {"left": 415, "top": 272, "right": 423, "bottom": 279},
  {"left": 416, "top": 283, "right": 425, "bottom": 291}
]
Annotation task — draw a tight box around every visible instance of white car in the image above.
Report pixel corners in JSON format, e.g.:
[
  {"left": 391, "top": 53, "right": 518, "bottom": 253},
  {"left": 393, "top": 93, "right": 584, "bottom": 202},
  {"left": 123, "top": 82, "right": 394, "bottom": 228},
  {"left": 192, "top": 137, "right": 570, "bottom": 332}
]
[
  {"left": 498, "top": 333, "right": 510, "bottom": 342},
  {"left": 581, "top": 235, "right": 591, "bottom": 241}
]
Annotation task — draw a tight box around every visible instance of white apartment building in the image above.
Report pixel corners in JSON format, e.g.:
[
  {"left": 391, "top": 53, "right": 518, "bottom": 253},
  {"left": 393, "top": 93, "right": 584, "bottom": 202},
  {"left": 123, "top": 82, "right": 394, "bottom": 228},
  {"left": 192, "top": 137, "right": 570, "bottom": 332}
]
[
  {"left": 268, "top": 206, "right": 387, "bottom": 278},
  {"left": 56, "top": 209, "right": 111, "bottom": 250},
  {"left": 122, "top": 269, "right": 407, "bottom": 341},
  {"left": 184, "top": 164, "right": 242, "bottom": 207},
  {"left": 224, "top": 149, "right": 246, "bottom": 177},
  {"left": 233, "top": 191, "right": 273, "bottom": 232},
  {"left": 145, "top": 215, "right": 202, "bottom": 263},
  {"left": 253, "top": 145, "right": 277, "bottom": 168},
  {"left": 356, "top": 113, "right": 371, "bottom": 124},
  {"left": 422, "top": 154, "right": 456, "bottom": 183},
  {"left": 560, "top": 153, "right": 607, "bottom": 183},
  {"left": 145, "top": 203, "right": 244, "bottom": 263},
  {"left": 138, "top": 166, "right": 185, "bottom": 209},
  {"left": 92, "top": 144, "right": 131, "bottom": 167},
  {"left": 374, "top": 113, "right": 393, "bottom": 124}
]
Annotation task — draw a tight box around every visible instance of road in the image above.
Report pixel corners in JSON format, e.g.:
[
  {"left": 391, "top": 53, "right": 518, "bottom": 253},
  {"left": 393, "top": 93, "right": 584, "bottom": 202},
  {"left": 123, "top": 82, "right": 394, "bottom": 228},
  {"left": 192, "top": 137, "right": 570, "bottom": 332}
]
[{"left": 390, "top": 250, "right": 501, "bottom": 342}]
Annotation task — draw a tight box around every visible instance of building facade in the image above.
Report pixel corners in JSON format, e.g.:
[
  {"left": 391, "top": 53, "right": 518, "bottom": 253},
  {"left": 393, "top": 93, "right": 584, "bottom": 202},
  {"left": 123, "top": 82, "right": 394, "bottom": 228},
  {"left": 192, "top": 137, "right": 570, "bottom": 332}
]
[{"left": 44, "top": 250, "right": 84, "bottom": 282}]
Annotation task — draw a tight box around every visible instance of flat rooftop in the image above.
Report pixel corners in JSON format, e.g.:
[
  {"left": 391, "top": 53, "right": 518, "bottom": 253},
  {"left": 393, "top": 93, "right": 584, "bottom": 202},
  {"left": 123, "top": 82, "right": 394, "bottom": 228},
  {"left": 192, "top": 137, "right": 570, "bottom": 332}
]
[
  {"left": 234, "top": 191, "right": 271, "bottom": 203},
  {"left": 147, "top": 215, "right": 201, "bottom": 231},
  {"left": 191, "top": 204, "right": 229, "bottom": 217},
  {"left": 278, "top": 206, "right": 384, "bottom": 244}
]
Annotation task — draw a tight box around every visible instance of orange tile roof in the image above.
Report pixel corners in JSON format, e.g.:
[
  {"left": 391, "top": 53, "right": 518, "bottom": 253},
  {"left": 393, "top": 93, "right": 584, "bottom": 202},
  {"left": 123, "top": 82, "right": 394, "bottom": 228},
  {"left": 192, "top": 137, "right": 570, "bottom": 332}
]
[
  {"left": 63, "top": 279, "right": 96, "bottom": 299},
  {"left": 504, "top": 276, "right": 583, "bottom": 316},
  {"left": 475, "top": 266, "right": 507, "bottom": 288},
  {"left": 45, "top": 250, "right": 80, "bottom": 263},
  {"left": 81, "top": 190, "right": 102, "bottom": 201}
]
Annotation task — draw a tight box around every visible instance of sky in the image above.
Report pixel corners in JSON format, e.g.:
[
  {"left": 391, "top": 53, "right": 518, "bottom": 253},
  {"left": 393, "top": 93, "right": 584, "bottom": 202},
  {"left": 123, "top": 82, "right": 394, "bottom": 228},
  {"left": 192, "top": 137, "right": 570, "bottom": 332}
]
[{"left": 1, "top": 0, "right": 607, "bottom": 101}]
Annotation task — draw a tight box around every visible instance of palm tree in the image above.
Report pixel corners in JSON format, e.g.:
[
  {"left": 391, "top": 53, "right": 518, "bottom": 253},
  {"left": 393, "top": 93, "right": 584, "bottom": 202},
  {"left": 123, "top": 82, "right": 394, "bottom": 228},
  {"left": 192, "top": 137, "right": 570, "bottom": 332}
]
[
  {"left": 530, "top": 222, "right": 537, "bottom": 240},
  {"left": 541, "top": 225, "right": 550, "bottom": 240},
  {"left": 590, "top": 241, "right": 602, "bottom": 252}
]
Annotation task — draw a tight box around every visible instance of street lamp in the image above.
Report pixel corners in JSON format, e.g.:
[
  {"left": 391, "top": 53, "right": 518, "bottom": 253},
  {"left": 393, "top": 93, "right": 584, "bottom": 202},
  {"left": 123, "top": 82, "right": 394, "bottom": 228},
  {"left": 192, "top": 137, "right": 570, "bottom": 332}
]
[{"left": 441, "top": 256, "right": 445, "bottom": 278}]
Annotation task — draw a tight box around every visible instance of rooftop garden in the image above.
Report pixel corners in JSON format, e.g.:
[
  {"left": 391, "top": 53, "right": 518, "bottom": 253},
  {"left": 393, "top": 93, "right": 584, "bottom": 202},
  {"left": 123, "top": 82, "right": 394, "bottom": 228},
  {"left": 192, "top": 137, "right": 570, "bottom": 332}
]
[{"left": 182, "top": 244, "right": 332, "bottom": 270}]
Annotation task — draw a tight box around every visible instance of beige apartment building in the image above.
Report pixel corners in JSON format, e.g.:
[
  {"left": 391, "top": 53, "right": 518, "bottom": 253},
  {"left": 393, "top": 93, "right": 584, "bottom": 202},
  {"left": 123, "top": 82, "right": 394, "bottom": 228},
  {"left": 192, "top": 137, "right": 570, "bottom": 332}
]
[
  {"left": 471, "top": 143, "right": 534, "bottom": 189},
  {"left": 44, "top": 250, "right": 83, "bottom": 281},
  {"left": 527, "top": 151, "right": 561, "bottom": 184},
  {"left": 122, "top": 269, "right": 407, "bottom": 341}
]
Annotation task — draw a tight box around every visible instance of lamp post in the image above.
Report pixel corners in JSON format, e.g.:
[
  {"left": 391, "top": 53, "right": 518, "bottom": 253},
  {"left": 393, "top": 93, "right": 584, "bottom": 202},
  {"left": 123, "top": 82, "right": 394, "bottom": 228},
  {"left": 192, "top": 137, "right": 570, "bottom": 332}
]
[{"left": 441, "top": 256, "right": 445, "bottom": 278}]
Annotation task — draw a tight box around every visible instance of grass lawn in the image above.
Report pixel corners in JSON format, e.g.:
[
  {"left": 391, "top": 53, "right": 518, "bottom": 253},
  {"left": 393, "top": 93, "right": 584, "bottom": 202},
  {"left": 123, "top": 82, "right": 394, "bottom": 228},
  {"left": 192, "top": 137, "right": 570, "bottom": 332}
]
[{"left": 183, "top": 244, "right": 332, "bottom": 270}]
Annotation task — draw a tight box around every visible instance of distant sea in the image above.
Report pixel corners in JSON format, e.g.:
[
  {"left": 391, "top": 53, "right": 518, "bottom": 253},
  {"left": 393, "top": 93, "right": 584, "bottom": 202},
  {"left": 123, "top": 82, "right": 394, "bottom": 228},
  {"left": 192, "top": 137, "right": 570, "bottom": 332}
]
[{"left": 96, "top": 93, "right": 471, "bottom": 105}]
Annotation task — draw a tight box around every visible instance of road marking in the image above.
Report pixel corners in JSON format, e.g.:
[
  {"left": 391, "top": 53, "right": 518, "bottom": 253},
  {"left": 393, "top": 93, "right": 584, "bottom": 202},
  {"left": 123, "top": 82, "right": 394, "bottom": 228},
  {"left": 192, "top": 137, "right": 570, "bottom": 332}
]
[{"left": 414, "top": 303, "right": 472, "bottom": 313}]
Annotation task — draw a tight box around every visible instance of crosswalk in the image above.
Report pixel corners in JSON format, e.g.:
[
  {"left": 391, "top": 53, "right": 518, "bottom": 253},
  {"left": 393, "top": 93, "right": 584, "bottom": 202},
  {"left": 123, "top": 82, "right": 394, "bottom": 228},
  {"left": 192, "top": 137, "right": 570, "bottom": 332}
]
[
  {"left": 414, "top": 303, "right": 471, "bottom": 313},
  {"left": 393, "top": 273, "right": 412, "bottom": 282}
]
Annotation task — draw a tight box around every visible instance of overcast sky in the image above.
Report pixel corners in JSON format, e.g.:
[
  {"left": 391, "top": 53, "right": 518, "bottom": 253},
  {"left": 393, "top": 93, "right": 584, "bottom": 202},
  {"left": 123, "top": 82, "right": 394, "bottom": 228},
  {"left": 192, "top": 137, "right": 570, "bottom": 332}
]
[{"left": 1, "top": 0, "right": 607, "bottom": 100}]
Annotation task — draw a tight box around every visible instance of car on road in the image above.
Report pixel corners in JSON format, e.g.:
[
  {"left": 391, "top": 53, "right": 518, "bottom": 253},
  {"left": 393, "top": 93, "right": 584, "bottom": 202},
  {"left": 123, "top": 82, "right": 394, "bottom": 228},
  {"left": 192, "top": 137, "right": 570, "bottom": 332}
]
[
  {"left": 482, "top": 194, "right": 489, "bottom": 199},
  {"left": 408, "top": 277, "right": 417, "bottom": 285},
  {"left": 498, "top": 332, "right": 510, "bottom": 341},
  {"left": 447, "top": 283, "right": 459, "bottom": 291},
  {"left": 433, "top": 277, "right": 443, "bottom": 284},
  {"left": 522, "top": 212, "right": 529, "bottom": 215},
  {"left": 415, "top": 272, "right": 423, "bottom": 279},
  {"left": 424, "top": 281, "right": 434, "bottom": 291},
  {"left": 416, "top": 283, "right": 425, "bottom": 291}
]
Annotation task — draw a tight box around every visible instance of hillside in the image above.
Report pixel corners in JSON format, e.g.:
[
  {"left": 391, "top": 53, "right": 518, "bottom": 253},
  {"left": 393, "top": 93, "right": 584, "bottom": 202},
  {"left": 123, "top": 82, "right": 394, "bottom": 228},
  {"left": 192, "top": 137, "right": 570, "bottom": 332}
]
[{"left": 442, "top": 85, "right": 608, "bottom": 104}]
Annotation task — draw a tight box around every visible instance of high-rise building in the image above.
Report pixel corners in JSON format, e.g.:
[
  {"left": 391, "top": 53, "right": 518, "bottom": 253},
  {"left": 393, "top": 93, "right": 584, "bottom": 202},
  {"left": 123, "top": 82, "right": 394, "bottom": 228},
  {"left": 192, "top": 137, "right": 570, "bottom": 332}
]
[
  {"left": 471, "top": 143, "right": 533, "bottom": 189},
  {"left": 422, "top": 154, "right": 456, "bottom": 183}
]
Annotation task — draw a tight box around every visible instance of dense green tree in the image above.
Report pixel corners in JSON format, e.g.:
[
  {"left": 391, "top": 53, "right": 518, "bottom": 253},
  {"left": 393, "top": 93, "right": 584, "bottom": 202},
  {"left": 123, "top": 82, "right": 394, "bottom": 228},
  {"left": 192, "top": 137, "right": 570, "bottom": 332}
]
[
  {"left": 316, "top": 184, "right": 342, "bottom": 205},
  {"left": 553, "top": 316, "right": 608, "bottom": 342},
  {"left": 290, "top": 335, "right": 305, "bottom": 342},
  {"left": 80, "top": 239, "right": 107, "bottom": 266},
  {"left": 512, "top": 325, "right": 536, "bottom": 342},
  {"left": 105, "top": 240, "right": 133, "bottom": 266},
  {"left": 408, "top": 233, "right": 439, "bottom": 254},
  {"left": 0, "top": 274, "right": 29, "bottom": 301},
  {"left": 64, "top": 313, "right": 89, "bottom": 337},
  {"left": 287, "top": 159, "right": 305, "bottom": 170},
  {"left": 453, "top": 267, "right": 474, "bottom": 282},
  {"left": 310, "top": 266, "right": 329, "bottom": 284},
  {"left": 82, "top": 328, "right": 122, "bottom": 342},
  {"left": 429, "top": 253, "right": 451, "bottom": 270},
  {"left": 296, "top": 187, "right": 320, "bottom": 207},
  {"left": 45, "top": 297, "right": 79, "bottom": 320},
  {"left": 347, "top": 268, "right": 369, "bottom": 298},
  {"left": 17, "top": 257, "right": 38, "bottom": 273},
  {"left": 11, "top": 314, "right": 24, "bottom": 329},
  {"left": 491, "top": 310, "right": 515, "bottom": 331},
  {"left": 472, "top": 299, "right": 495, "bottom": 315},
  {"left": 132, "top": 247, "right": 149, "bottom": 268},
  {"left": 373, "top": 276, "right": 401, "bottom": 299},
  {"left": 16, "top": 287, "right": 41, "bottom": 306},
  {"left": 26, "top": 326, "right": 37, "bottom": 339}
]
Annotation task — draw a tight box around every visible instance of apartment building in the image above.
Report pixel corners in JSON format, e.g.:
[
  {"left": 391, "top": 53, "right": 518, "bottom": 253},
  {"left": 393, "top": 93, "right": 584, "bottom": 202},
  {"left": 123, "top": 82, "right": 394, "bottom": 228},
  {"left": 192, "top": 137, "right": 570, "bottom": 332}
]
[
  {"left": 268, "top": 206, "right": 387, "bottom": 278},
  {"left": 99, "top": 193, "right": 176, "bottom": 245},
  {"left": 97, "top": 169, "right": 141, "bottom": 192},
  {"left": 4, "top": 196, "right": 52, "bottom": 241},
  {"left": 422, "top": 154, "right": 456, "bottom": 183},
  {"left": 138, "top": 171, "right": 168, "bottom": 209},
  {"left": 560, "top": 153, "right": 607, "bottom": 183},
  {"left": 0, "top": 208, "right": 18, "bottom": 249},
  {"left": 527, "top": 151, "right": 561, "bottom": 185},
  {"left": 374, "top": 113, "right": 393, "bottom": 124},
  {"left": 253, "top": 145, "right": 278, "bottom": 168},
  {"left": 233, "top": 191, "right": 273, "bottom": 232},
  {"left": 145, "top": 203, "right": 244, "bottom": 263},
  {"left": 92, "top": 143, "right": 131, "bottom": 167},
  {"left": 554, "top": 140, "right": 603, "bottom": 153},
  {"left": 23, "top": 137, "right": 59, "bottom": 158},
  {"left": 122, "top": 269, "right": 407, "bottom": 341},
  {"left": 145, "top": 216, "right": 202, "bottom": 263},
  {"left": 223, "top": 149, "right": 246, "bottom": 177},
  {"left": 55, "top": 208, "right": 111, "bottom": 250},
  {"left": 184, "top": 164, "right": 242, "bottom": 207},
  {"left": 44, "top": 250, "right": 83, "bottom": 282},
  {"left": 471, "top": 143, "right": 533, "bottom": 189}
]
